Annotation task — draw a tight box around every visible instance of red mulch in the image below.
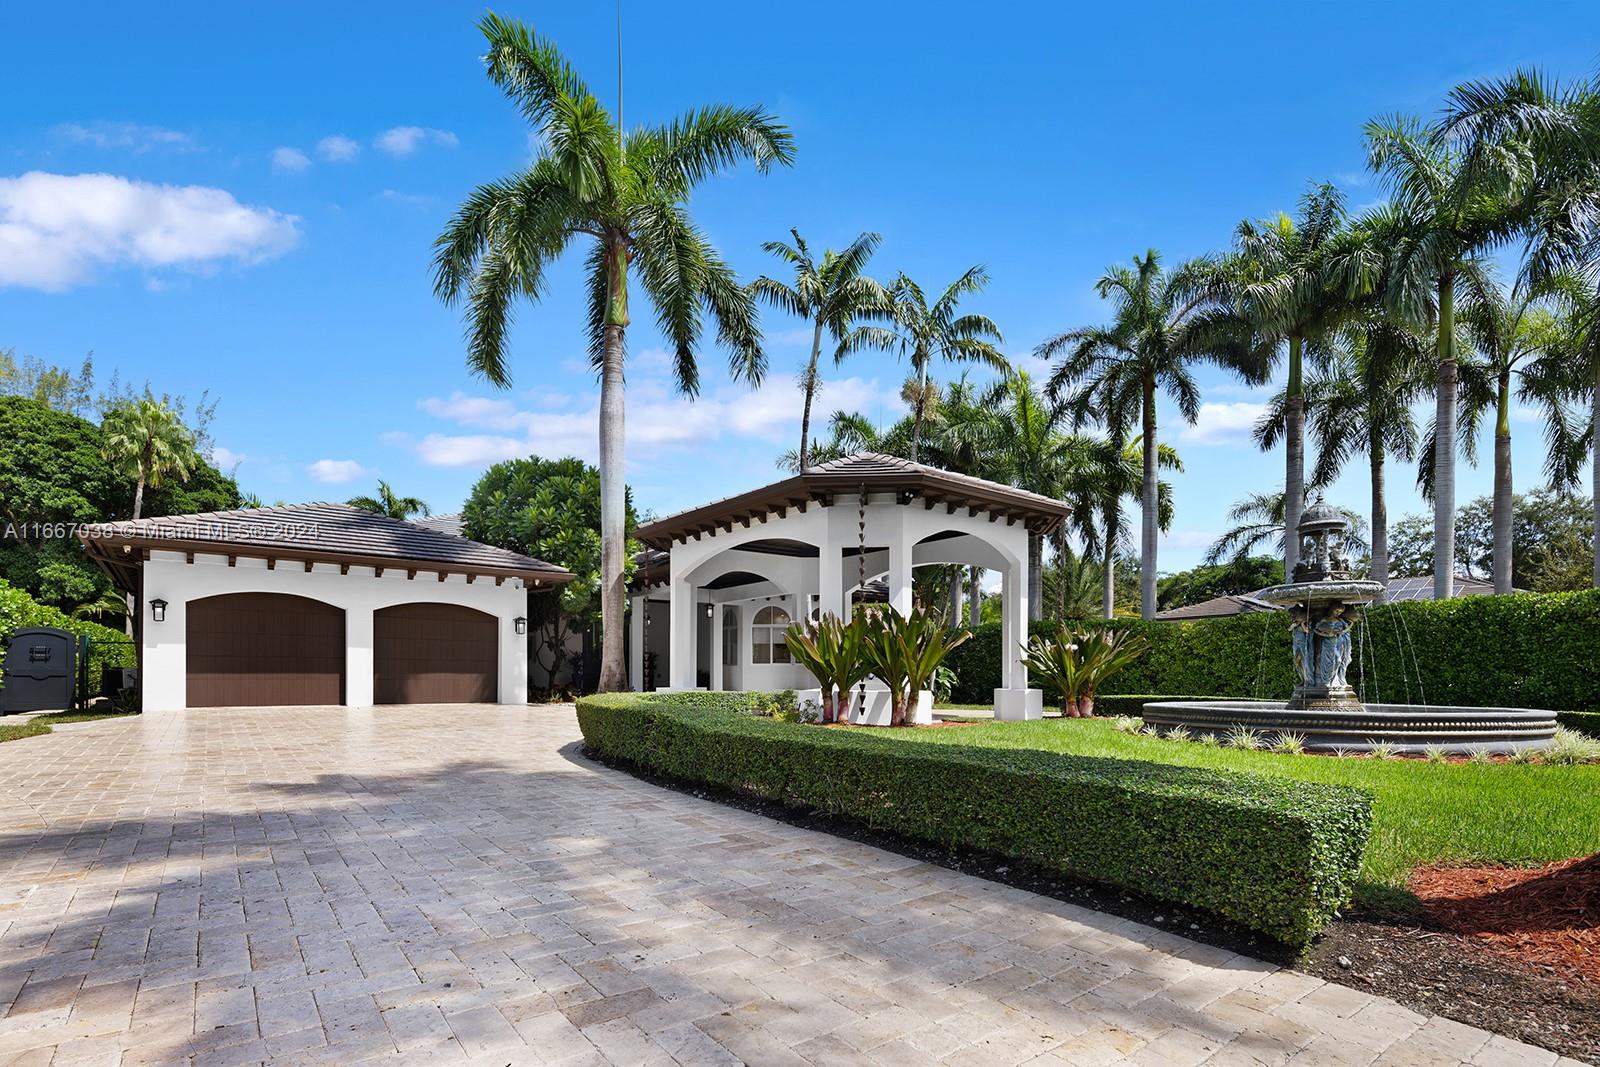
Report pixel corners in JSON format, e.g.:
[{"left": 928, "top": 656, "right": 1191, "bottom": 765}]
[
  {"left": 817, "top": 719, "right": 979, "bottom": 729},
  {"left": 1410, "top": 854, "right": 1600, "bottom": 984}
]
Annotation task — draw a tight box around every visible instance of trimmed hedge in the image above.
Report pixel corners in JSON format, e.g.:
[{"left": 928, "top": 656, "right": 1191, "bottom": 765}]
[
  {"left": 0, "top": 579, "right": 135, "bottom": 699},
  {"left": 577, "top": 691, "right": 1373, "bottom": 945},
  {"left": 1559, "top": 711, "right": 1600, "bottom": 738},
  {"left": 946, "top": 589, "right": 1600, "bottom": 712}
]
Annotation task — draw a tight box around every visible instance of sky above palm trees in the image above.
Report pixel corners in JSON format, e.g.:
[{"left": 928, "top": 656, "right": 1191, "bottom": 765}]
[{"left": 4, "top": 0, "right": 1598, "bottom": 571}]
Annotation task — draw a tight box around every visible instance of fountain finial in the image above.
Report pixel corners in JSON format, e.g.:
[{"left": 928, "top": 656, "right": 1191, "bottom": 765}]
[{"left": 1294, "top": 496, "right": 1353, "bottom": 582}]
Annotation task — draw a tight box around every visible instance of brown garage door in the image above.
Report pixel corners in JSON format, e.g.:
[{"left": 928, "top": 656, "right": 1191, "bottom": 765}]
[
  {"left": 374, "top": 603, "right": 497, "bottom": 704},
  {"left": 187, "top": 593, "right": 345, "bottom": 707}
]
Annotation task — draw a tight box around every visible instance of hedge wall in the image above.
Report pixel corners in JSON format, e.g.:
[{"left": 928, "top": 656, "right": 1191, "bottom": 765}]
[
  {"left": 945, "top": 588, "right": 1600, "bottom": 712},
  {"left": 577, "top": 692, "right": 1372, "bottom": 945},
  {"left": 0, "top": 579, "right": 136, "bottom": 699},
  {"left": 1560, "top": 711, "right": 1600, "bottom": 738}
]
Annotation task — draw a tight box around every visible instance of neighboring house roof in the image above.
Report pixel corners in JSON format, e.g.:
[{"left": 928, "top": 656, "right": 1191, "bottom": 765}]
[
  {"left": 633, "top": 452, "right": 1071, "bottom": 548},
  {"left": 409, "top": 513, "right": 464, "bottom": 538},
  {"left": 1154, "top": 594, "right": 1278, "bottom": 621},
  {"left": 1379, "top": 575, "right": 1508, "bottom": 601},
  {"left": 80, "top": 502, "right": 574, "bottom": 591}
]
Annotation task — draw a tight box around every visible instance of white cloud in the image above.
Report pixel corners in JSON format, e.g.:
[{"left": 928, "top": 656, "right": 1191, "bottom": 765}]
[
  {"left": 316, "top": 134, "right": 360, "bottom": 162},
  {"left": 0, "top": 171, "right": 300, "bottom": 291},
  {"left": 306, "top": 458, "right": 368, "bottom": 484},
  {"left": 375, "top": 126, "right": 458, "bottom": 157},
  {"left": 54, "top": 122, "right": 194, "bottom": 153},
  {"left": 415, "top": 433, "right": 527, "bottom": 467},
  {"left": 270, "top": 147, "right": 311, "bottom": 173},
  {"left": 210, "top": 446, "right": 246, "bottom": 470},
  {"left": 1161, "top": 530, "right": 1219, "bottom": 551},
  {"left": 1178, "top": 401, "right": 1267, "bottom": 445},
  {"left": 379, "top": 189, "right": 432, "bottom": 207}
]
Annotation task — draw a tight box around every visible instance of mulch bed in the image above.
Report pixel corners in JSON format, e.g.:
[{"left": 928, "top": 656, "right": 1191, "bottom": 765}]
[
  {"left": 817, "top": 719, "right": 980, "bottom": 730},
  {"left": 584, "top": 746, "right": 1600, "bottom": 1064}
]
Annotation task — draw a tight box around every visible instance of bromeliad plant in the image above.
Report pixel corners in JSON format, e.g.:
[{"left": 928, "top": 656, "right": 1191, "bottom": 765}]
[
  {"left": 1022, "top": 627, "right": 1149, "bottom": 717},
  {"left": 784, "top": 613, "right": 870, "bottom": 724},
  {"left": 858, "top": 607, "right": 972, "bottom": 727}
]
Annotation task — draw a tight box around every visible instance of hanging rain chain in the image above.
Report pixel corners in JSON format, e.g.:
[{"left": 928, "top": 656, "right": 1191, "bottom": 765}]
[{"left": 857, "top": 484, "right": 868, "bottom": 720}]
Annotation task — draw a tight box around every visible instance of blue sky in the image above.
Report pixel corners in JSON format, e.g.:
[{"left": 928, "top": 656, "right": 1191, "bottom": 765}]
[{"left": 5, "top": 1, "right": 1599, "bottom": 572}]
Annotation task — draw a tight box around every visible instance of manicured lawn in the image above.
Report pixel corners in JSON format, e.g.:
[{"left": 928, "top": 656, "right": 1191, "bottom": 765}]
[
  {"left": 901, "top": 716, "right": 1600, "bottom": 903},
  {"left": 0, "top": 710, "right": 137, "bottom": 745},
  {"left": 0, "top": 720, "right": 51, "bottom": 744}
]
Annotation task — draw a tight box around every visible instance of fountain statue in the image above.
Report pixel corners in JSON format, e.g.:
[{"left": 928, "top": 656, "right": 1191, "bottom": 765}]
[{"left": 1143, "top": 501, "right": 1557, "bottom": 754}]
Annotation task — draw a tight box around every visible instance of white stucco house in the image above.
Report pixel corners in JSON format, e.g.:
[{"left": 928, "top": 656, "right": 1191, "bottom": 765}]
[
  {"left": 80, "top": 503, "right": 572, "bottom": 711},
  {"left": 627, "top": 453, "right": 1067, "bottom": 721}
]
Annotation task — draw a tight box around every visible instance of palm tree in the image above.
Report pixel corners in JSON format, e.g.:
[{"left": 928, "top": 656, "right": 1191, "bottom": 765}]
[
  {"left": 348, "top": 480, "right": 430, "bottom": 520},
  {"left": 885, "top": 268, "right": 1006, "bottom": 460},
  {"left": 433, "top": 14, "right": 793, "bottom": 691},
  {"left": 1041, "top": 250, "right": 1265, "bottom": 618},
  {"left": 1206, "top": 491, "right": 1368, "bottom": 567},
  {"left": 750, "top": 230, "right": 892, "bottom": 470},
  {"left": 1229, "top": 183, "right": 1375, "bottom": 574},
  {"left": 1042, "top": 542, "right": 1103, "bottom": 621},
  {"left": 1366, "top": 114, "right": 1523, "bottom": 598},
  {"left": 101, "top": 395, "right": 195, "bottom": 520}
]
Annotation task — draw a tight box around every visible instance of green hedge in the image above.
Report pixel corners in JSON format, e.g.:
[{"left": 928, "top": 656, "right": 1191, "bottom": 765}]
[
  {"left": 1559, "top": 711, "right": 1600, "bottom": 738},
  {"left": 577, "top": 692, "right": 1372, "bottom": 945},
  {"left": 0, "top": 579, "right": 135, "bottom": 699},
  {"left": 946, "top": 589, "right": 1600, "bottom": 712}
]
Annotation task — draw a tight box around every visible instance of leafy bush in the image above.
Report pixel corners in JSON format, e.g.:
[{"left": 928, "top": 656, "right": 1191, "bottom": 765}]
[
  {"left": 1558, "top": 711, "right": 1600, "bottom": 738},
  {"left": 577, "top": 692, "right": 1373, "bottom": 945},
  {"left": 857, "top": 608, "right": 971, "bottom": 726},
  {"left": 1022, "top": 628, "right": 1147, "bottom": 716},
  {"left": 944, "top": 589, "right": 1600, "bottom": 713},
  {"left": 784, "top": 614, "right": 869, "bottom": 723},
  {"left": 0, "top": 579, "right": 135, "bottom": 700}
]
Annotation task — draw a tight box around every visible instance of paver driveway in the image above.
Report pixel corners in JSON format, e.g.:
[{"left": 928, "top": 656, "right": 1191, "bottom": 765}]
[{"left": 0, "top": 706, "right": 1575, "bottom": 1067}]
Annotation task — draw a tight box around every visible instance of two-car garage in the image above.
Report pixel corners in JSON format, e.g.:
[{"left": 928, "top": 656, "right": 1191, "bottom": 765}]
[{"left": 184, "top": 593, "right": 499, "bottom": 707}]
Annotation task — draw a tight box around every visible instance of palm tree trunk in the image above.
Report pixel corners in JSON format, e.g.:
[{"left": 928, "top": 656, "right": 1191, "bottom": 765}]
[
  {"left": 597, "top": 241, "right": 630, "bottom": 693},
  {"left": 1027, "top": 533, "right": 1042, "bottom": 622},
  {"left": 798, "top": 318, "right": 824, "bottom": 470},
  {"left": 1593, "top": 356, "right": 1600, "bottom": 587},
  {"left": 132, "top": 469, "right": 147, "bottom": 521},
  {"left": 909, "top": 358, "right": 928, "bottom": 462},
  {"left": 1053, "top": 530, "right": 1066, "bottom": 623},
  {"left": 1101, "top": 511, "right": 1116, "bottom": 620},
  {"left": 1368, "top": 432, "right": 1389, "bottom": 587},
  {"left": 968, "top": 565, "right": 981, "bottom": 626},
  {"left": 1140, "top": 374, "right": 1158, "bottom": 620},
  {"left": 1433, "top": 271, "right": 1458, "bottom": 600},
  {"left": 1492, "top": 368, "right": 1513, "bottom": 595},
  {"left": 948, "top": 569, "right": 961, "bottom": 629},
  {"left": 1284, "top": 335, "right": 1305, "bottom": 576}
]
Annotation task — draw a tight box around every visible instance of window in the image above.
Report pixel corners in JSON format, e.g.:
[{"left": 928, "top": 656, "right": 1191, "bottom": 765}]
[
  {"left": 751, "top": 604, "right": 791, "bottom": 664},
  {"left": 721, "top": 606, "right": 739, "bottom": 666}
]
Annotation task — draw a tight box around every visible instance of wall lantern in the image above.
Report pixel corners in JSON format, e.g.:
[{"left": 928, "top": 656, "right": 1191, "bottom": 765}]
[
  {"left": 513, "top": 616, "right": 527, "bottom": 635},
  {"left": 704, "top": 603, "right": 714, "bottom": 619},
  {"left": 150, "top": 598, "right": 168, "bottom": 623}
]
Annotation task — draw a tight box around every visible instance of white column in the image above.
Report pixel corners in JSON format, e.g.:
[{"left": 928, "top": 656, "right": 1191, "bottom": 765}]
[
  {"left": 628, "top": 593, "right": 644, "bottom": 691},
  {"left": 346, "top": 607, "right": 375, "bottom": 708},
  {"left": 887, "top": 516, "right": 913, "bottom": 616},
  {"left": 668, "top": 575, "right": 698, "bottom": 689},
  {"left": 818, "top": 540, "right": 843, "bottom": 620},
  {"left": 501, "top": 604, "right": 528, "bottom": 704},
  {"left": 711, "top": 605, "right": 725, "bottom": 691},
  {"left": 994, "top": 563, "right": 1042, "bottom": 720}
]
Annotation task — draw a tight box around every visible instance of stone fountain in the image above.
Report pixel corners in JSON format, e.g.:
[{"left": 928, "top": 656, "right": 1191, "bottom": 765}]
[{"left": 1143, "top": 502, "right": 1557, "bottom": 754}]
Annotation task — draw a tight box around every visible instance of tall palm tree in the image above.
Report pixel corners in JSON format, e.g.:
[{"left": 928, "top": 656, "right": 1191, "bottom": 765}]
[
  {"left": 101, "top": 395, "right": 195, "bottom": 520},
  {"left": 885, "top": 268, "right": 1006, "bottom": 460},
  {"left": 348, "top": 480, "right": 430, "bottom": 520},
  {"left": 1229, "top": 183, "right": 1375, "bottom": 574},
  {"left": 1366, "top": 114, "right": 1523, "bottom": 598},
  {"left": 750, "top": 230, "right": 892, "bottom": 470},
  {"left": 433, "top": 14, "right": 793, "bottom": 691},
  {"left": 1041, "top": 250, "right": 1265, "bottom": 618},
  {"left": 1205, "top": 491, "right": 1368, "bottom": 567}
]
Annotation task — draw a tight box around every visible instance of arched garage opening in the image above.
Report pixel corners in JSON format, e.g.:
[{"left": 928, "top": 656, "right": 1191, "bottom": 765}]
[
  {"left": 187, "top": 592, "right": 345, "bottom": 707},
  {"left": 375, "top": 603, "right": 498, "bottom": 704}
]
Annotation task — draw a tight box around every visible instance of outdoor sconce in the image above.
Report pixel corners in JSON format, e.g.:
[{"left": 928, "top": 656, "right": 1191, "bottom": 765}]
[
  {"left": 150, "top": 599, "right": 168, "bottom": 623},
  {"left": 704, "top": 603, "right": 714, "bottom": 619},
  {"left": 513, "top": 616, "right": 527, "bottom": 635}
]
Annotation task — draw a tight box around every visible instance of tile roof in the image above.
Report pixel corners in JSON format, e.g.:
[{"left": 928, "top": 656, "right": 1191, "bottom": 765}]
[
  {"left": 409, "top": 513, "right": 465, "bottom": 538},
  {"left": 80, "top": 503, "right": 572, "bottom": 583}
]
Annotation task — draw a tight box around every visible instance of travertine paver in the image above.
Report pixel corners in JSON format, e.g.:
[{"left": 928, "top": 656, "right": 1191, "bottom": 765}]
[{"left": 0, "top": 705, "right": 1581, "bottom": 1066}]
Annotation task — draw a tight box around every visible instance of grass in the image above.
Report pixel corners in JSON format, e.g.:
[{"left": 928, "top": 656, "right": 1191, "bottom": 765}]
[
  {"left": 0, "top": 709, "right": 137, "bottom": 745},
  {"left": 893, "top": 716, "right": 1600, "bottom": 905}
]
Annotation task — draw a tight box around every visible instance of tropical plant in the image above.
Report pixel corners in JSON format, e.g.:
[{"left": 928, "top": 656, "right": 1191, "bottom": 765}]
[
  {"left": 784, "top": 613, "right": 870, "bottom": 724},
  {"left": 1272, "top": 731, "right": 1307, "bottom": 755},
  {"left": 347, "top": 480, "right": 430, "bottom": 520},
  {"left": 1229, "top": 183, "right": 1376, "bottom": 573},
  {"left": 100, "top": 395, "right": 196, "bottom": 520},
  {"left": 884, "top": 268, "right": 1006, "bottom": 460},
  {"left": 751, "top": 230, "right": 892, "bottom": 470},
  {"left": 433, "top": 14, "right": 794, "bottom": 691},
  {"left": 856, "top": 607, "right": 971, "bottom": 726},
  {"left": 1021, "top": 626, "right": 1148, "bottom": 717},
  {"left": 1041, "top": 249, "right": 1267, "bottom": 618}
]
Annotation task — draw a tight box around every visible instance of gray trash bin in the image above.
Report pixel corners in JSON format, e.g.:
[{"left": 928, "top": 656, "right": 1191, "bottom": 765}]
[{"left": 1, "top": 627, "right": 77, "bottom": 714}]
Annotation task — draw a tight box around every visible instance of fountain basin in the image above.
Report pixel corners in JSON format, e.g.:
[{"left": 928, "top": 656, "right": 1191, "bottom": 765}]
[
  {"left": 1140, "top": 700, "right": 1557, "bottom": 754},
  {"left": 1254, "top": 578, "right": 1384, "bottom": 607}
]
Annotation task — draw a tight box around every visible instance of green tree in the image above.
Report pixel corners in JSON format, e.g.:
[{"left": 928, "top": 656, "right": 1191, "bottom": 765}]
[
  {"left": 433, "top": 14, "right": 793, "bottom": 692},
  {"left": 884, "top": 268, "right": 1006, "bottom": 460},
  {"left": 1206, "top": 490, "right": 1368, "bottom": 567},
  {"left": 347, "top": 480, "right": 430, "bottom": 520},
  {"left": 1041, "top": 249, "right": 1265, "bottom": 618},
  {"left": 1157, "top": 557, "right": 1284, "bottom": 611},
  {"left": 101, "top": 395, "right": 196, "bottom": 520},
  {"left": 750, "top": 230, "right": 893, "bottom": 470},
  {"left": 463, "top": 456, "right": 639, "bottom": 694},
  {"left": 0, "top": 349, "right": 96, "bottom": 416}
]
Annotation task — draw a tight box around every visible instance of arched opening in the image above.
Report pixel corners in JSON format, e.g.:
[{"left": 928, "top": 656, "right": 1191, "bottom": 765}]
[
  {"left": 374, "top": 603, "right": 498, "bottom": 704},
  {"left": 750, "top": 604, "right": 793, "bottom": 664},
  {"left": 186, "top": 592, "right": 345, "bottom": 707}
]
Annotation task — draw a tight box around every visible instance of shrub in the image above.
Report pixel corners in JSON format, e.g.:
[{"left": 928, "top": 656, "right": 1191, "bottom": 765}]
[
  {"left": 577, "top": 692, "right": 1373, "bottom": 945},
  {"left": 857, "top": 608, "right": 971, "bottom": 727},
  {"left": 1558, "top": 711, "right": 1600, "bottom": 738},
  {"left": 1022, "top": 628, "right": 1148, "bottom": 717},
  {"left": 0, "top": 579, "right": 135, "bottom": 701},
  {"left": 784, "top": 614, "right": 869, "bottom": 724}
]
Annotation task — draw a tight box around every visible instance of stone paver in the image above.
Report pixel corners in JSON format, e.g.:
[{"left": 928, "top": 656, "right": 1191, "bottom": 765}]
[{"left": 0, "top": 705, "right": 1574, "bottom": 1066}]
